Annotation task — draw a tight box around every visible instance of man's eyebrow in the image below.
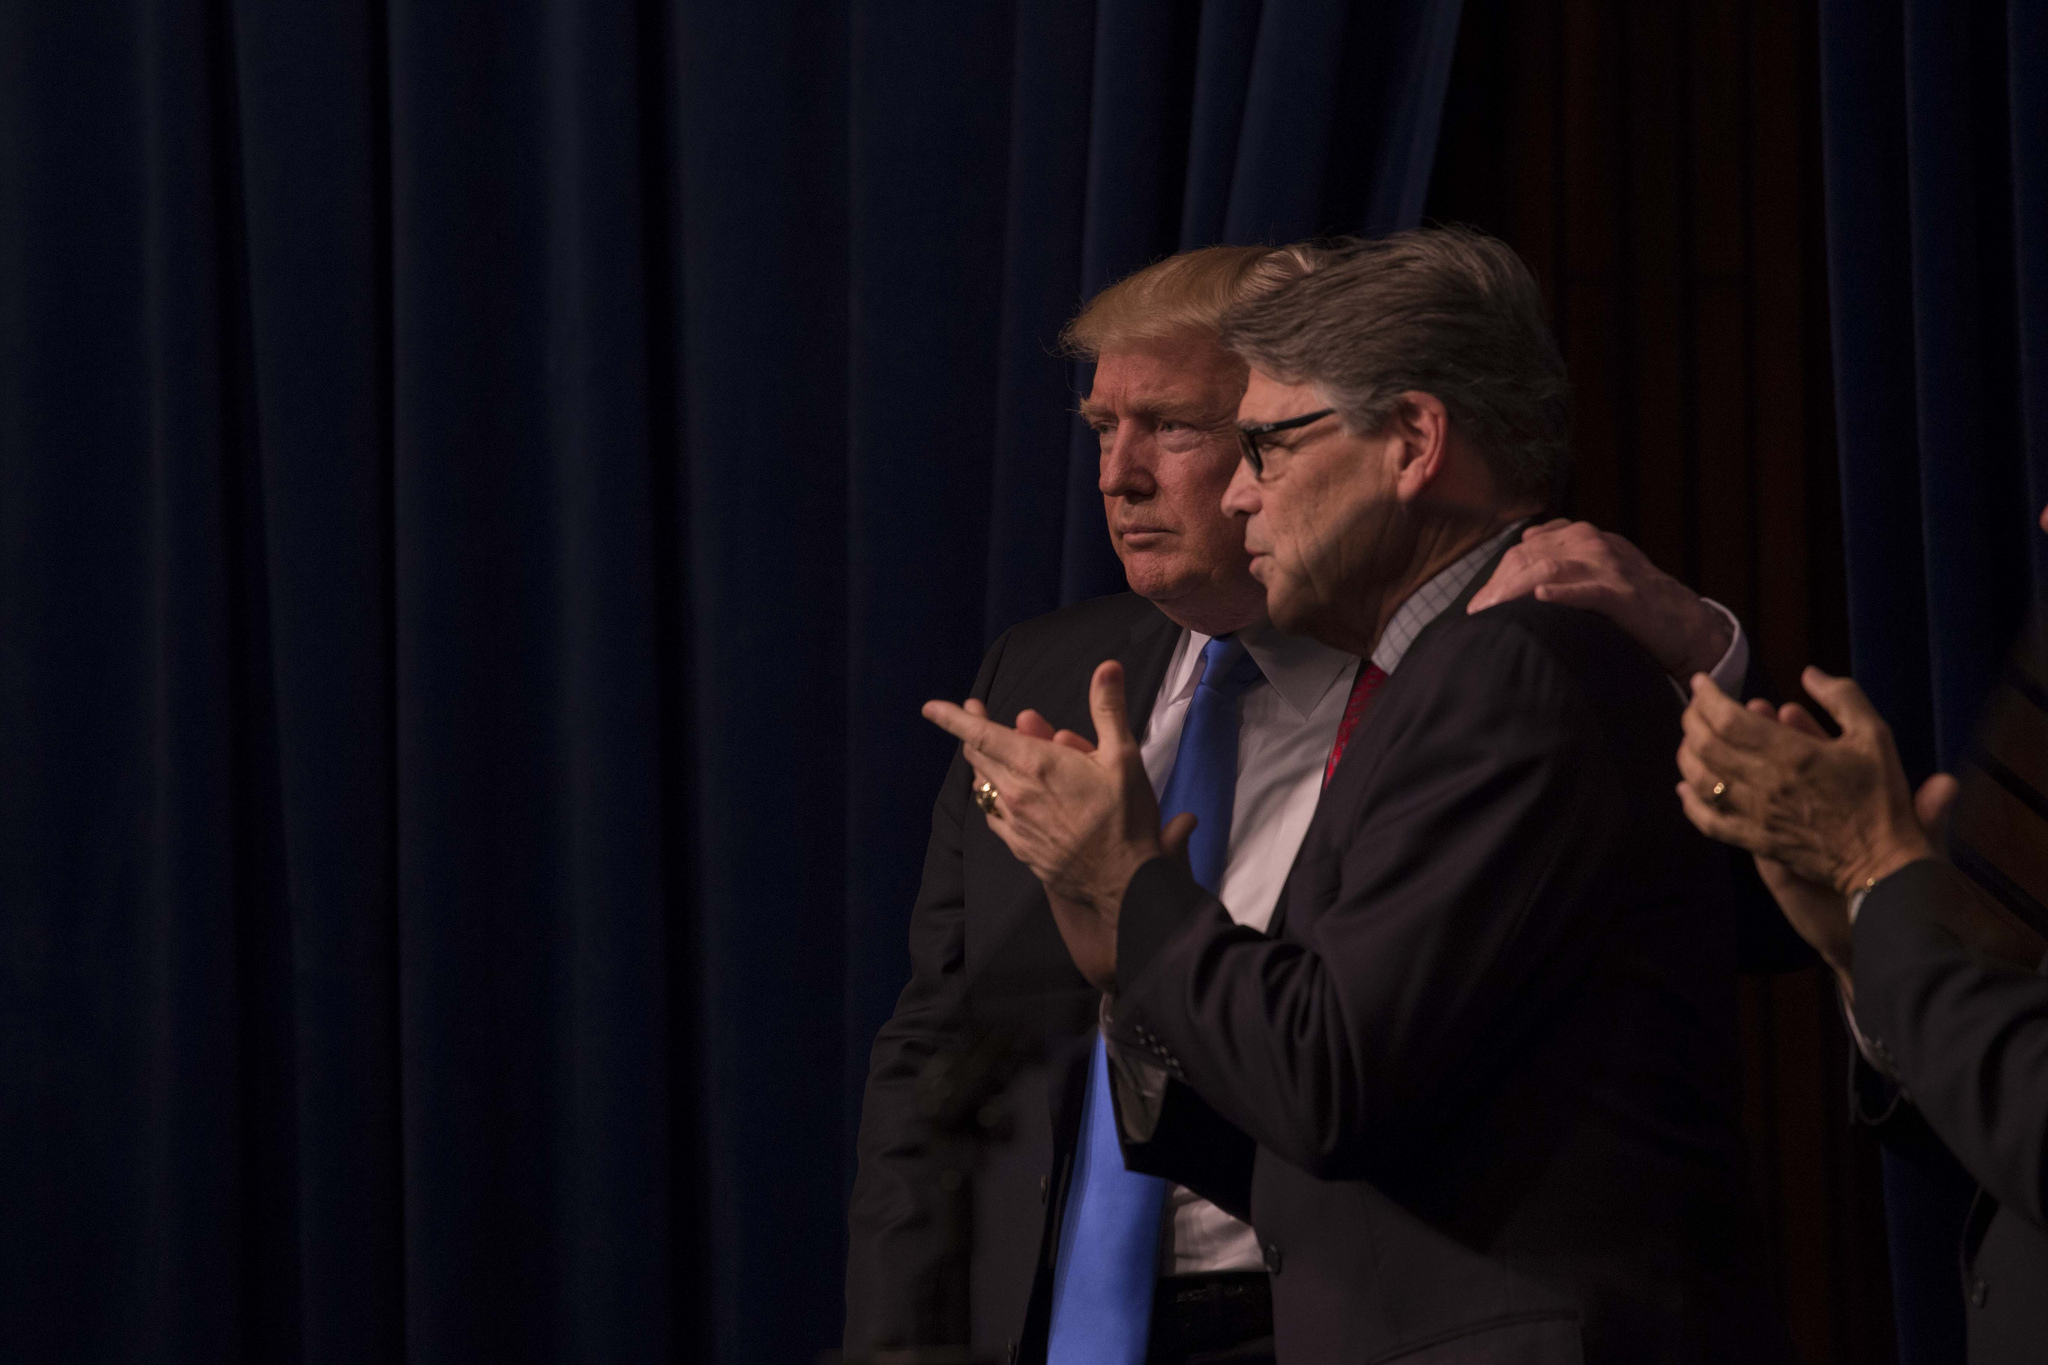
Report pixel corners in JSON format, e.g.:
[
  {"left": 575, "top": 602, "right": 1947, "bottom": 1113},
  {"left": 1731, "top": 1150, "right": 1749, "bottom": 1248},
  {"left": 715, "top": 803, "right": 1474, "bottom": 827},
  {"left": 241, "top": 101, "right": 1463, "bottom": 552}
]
[{"left": 1077, "top": 396, "right": 1224, "bottom": 426}]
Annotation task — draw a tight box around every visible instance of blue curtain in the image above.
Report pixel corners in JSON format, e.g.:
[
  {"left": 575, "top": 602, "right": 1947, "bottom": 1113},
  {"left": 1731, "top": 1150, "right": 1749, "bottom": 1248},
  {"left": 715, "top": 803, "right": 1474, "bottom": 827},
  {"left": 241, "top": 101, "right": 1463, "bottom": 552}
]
[
  {"left": 0, "top": 1, "right": 1460, "bottom": 1360},
  {"left": 1819, "top": 2, "right": 2048, "bottom": 1361}
]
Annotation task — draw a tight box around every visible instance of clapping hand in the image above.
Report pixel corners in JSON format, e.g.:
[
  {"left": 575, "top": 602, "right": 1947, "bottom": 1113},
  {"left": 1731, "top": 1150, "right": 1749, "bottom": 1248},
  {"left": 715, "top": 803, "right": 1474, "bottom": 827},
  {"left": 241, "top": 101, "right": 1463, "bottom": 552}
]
[{"left": 922, "top": 661, "right": 1195, "bottom": 991}]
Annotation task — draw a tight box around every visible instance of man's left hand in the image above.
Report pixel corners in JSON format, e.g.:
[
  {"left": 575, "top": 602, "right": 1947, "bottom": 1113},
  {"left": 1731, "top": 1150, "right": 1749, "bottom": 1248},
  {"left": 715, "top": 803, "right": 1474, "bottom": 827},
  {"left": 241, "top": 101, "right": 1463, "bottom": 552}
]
[
  {"left": 922, "top": 661, "right": 1193, "bottom": 991},
  {"left": 1468, "top": 519, "right": 1733, "bottom": 679}
]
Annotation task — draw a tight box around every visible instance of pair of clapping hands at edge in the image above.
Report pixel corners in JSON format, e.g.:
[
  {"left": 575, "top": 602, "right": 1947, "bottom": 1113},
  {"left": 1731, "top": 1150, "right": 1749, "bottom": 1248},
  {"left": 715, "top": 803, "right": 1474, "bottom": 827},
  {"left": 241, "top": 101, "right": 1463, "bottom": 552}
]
[
  {"left": 1675, "top": 502, "right": 2048, "bottom": 994},
  {"left": 922, "top": 518, "right": 1743, "bottom": 994}
]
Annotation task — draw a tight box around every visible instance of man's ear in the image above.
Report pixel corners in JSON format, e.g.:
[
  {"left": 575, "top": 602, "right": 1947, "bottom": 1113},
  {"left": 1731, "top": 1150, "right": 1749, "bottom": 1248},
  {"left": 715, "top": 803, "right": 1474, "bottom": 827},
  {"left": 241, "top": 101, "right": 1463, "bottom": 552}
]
[{"left": 1391, "top": 391, "right": 1451, "bottom": 502}]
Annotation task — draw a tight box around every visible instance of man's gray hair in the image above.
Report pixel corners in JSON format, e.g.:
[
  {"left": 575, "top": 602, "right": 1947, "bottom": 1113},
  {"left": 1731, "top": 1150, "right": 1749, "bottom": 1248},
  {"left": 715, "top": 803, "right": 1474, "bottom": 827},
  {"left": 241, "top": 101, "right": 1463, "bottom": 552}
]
[{"left": 1218, "top": 227, "right": 1571, "bottom": 506}]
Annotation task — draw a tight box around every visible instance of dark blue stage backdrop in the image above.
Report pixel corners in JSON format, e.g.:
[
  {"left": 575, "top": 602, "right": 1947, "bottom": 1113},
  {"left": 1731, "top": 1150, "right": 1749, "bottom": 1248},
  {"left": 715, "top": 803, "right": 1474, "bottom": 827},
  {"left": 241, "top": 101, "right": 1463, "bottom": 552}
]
[
  {"left": 0, "top": 1, "right": 1462, "bottom": 1360},
  {"left": 1819, "top": 2, "right": 2048, "bottom": 1362}
]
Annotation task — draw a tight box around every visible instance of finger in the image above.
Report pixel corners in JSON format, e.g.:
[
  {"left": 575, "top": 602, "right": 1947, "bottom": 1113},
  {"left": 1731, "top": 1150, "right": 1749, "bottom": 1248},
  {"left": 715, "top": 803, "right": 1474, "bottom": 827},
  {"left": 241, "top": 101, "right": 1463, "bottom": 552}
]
[
  {"left": 1016, "top": 708, "right": 1055, "bottom": 741},
  {"left": 1523, "top": 517, "right": 1575, "bottom": 538},
  {"left": 1471, "top": 552, "right": 1576, "bottom": 612},
  {"left": 1528, "top": 578, "right": 1618, "bottom": 609},
  {"left": 1052, "top": 728, "right": 1098, "bottom": 755},
  {"left": 1686, "top": 674, "right": 1778, "bottom": 752},
  {"left": 1681, "top": 705, "right": 1774, "bottom": 782},
  {"left": 1675, "top": 736, "right": 1738, "bottom": 806},
  {"left": 1777, "top": 702, "right": 1827, "bottom": 739},
  {"left": 964, "top": 698, "right": 989, "bottom": 719},
  {"left": 1675, "top": 780, "right": 1764, "bottom": 851},
  {"left": 924, "top": 699, "right": 986, "bottom": 743},
  {"left": 1915, "top": 772, "right": 1959, "bottom": 834},
  {"left": 1088, "top": 660, "right": 1136, "bottom": 756},
  {"left": 1522, "top": 520, "right": 1610, "bottom": 555},
  {"left": 957, "top": 747, "right": 1005, "bottom": 800},
  {"left": 1675, "top": 779, "right": 1728, "bottom": 838},
  {"left": 1160, "top": 812, "right": 1198, "bottom": 857},
  {"left": 1465, "top": 559, "right": 1520, "bottom": 612},
  {"left": 1678, "top": 723, "right": 1784, "bottom": 813},
  {"left": 921, "top": 701, "right": 1045, "bottom": 782},
  {"left": 1800, "top": 665, "right": 1883, "bottom": 736},
  {"left": 975, "top": 796, "right": 1034, "bottom": 857},
  {"left": 1746, "top": 698, "right": 1776, "bottom": 717}
]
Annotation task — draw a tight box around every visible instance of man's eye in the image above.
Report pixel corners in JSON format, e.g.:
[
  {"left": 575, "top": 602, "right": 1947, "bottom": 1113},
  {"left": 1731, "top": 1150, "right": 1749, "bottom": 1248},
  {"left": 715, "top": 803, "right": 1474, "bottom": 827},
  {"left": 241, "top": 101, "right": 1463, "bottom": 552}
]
[{"left": 1157, "top": 420, "right": 1181, "bottom": 433}]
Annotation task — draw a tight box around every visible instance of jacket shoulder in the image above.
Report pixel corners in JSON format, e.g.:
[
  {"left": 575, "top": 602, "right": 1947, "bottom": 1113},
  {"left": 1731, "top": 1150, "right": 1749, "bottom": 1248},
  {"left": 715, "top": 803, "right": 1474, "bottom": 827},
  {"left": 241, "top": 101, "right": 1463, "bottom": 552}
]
[
  {"left": 997, "top": 591, "right": 1159, "bottom": 655},
  {"left": 1406, "top": 596, "right": 1674, "bottom": 717},
  {"left": 984, "top": 592, "right": 1165, "bottom": 681},
  {"left": 973, "top": 592, "right": 1172, "bottom": 725}
]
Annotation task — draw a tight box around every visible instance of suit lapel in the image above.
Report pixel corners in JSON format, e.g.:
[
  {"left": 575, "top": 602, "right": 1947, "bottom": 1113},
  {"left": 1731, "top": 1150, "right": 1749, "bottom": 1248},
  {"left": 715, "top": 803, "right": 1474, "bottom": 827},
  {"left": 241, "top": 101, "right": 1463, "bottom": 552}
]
[
  {"left": 1116, "top": 604, "right": 1183, "bottom": 740},
  {"left": 971, "top": 600, "right": 1185, "bottom": 1010}
]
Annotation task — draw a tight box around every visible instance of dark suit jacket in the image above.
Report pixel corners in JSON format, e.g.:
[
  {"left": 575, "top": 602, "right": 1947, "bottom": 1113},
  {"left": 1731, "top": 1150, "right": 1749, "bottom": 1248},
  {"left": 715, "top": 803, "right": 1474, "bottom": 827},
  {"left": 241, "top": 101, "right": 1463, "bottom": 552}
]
[
  {"left": 1851, "top": 859, "right": 2048, "bottom": 1365},
  {"left": 846, "top": 585, "right": 1786, "bottom": 1362},
  {"left": 1106, "top": 596, "right": 1777, "bottom": 1364},
  {"left": 845, "top": 592, "right": 1181, "bottom": 1361}
]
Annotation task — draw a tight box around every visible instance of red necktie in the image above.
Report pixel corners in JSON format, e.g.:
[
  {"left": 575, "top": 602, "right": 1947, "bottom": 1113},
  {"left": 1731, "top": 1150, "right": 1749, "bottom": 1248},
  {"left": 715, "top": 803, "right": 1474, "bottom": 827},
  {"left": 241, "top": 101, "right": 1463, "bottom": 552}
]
[{"left": 1324, "top": 662, "right": 1388, "bottom": 787}]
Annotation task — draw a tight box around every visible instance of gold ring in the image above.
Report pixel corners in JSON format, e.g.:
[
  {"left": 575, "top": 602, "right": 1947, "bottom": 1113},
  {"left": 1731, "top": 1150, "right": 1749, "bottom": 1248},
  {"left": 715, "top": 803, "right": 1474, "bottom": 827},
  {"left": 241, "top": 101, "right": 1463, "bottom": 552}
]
[
  {"left": 974, "top": 780, "right": 1000, "bottom": 815},
  {"left": 1709, "top": 780, "right": 1727, "bottom": 806}
]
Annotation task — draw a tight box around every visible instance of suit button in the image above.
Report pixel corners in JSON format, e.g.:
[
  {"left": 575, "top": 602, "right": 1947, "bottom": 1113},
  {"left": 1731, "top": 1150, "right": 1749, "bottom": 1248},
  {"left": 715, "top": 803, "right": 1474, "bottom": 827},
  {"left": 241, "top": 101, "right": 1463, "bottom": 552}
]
[
  {"left": 1971, "top": 1279, "right": 1988, "bottom": 1308},
  {"left": 1038, "top": 1174, "right": 1049, "bottom": 1203},
  {"left": 1262, "top": 1241, "right": 1284, "bottom": 1274}
]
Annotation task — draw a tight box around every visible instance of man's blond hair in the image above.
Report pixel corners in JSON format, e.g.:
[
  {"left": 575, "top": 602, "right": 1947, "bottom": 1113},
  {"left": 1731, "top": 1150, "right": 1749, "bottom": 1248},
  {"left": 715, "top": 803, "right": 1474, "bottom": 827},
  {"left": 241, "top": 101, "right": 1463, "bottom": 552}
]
[{"left": 1060, "top": 243, "right": 1326, "bottom": 359}]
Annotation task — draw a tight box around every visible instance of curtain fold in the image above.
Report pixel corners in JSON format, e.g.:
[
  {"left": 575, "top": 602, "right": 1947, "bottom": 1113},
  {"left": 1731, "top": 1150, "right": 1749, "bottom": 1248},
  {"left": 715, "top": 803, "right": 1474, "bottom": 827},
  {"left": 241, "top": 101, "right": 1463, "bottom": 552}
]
[
  {"left": 0, "top": 1, "right": 1459, "bottom": 1359},
  {"left": 1818, "top": 3, "right": 2048, "bottom": 1361}
]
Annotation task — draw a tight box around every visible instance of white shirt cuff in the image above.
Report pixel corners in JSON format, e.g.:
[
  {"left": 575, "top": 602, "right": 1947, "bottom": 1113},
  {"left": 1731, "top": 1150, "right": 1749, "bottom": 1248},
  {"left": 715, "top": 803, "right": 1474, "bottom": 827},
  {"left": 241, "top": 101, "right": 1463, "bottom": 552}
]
[{"left": 1701, "top": 598, "right": 1749, "bottom": 695}]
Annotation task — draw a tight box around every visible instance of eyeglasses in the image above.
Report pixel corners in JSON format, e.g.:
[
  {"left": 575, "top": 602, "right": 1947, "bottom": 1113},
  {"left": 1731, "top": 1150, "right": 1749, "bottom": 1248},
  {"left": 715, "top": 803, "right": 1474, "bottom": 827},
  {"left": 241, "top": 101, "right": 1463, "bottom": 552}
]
[{"left": 1237, "top": 408, "right": 1335, "bottom": 478}]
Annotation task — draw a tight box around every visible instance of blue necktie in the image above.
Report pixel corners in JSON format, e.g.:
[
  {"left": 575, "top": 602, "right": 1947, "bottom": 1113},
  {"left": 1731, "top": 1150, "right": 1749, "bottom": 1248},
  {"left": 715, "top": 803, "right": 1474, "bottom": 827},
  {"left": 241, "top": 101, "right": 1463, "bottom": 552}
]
[{"left": 1046, "top": 636, "right": 1264, "bottom": 1364}]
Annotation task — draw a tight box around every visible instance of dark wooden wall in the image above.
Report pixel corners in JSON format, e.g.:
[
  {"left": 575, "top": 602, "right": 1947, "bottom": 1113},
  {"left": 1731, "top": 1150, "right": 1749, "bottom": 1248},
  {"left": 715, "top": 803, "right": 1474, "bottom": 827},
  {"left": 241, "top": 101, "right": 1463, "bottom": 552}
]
[{"left": 1427, "top": 2, "right": 1895, "bottom": 1360}]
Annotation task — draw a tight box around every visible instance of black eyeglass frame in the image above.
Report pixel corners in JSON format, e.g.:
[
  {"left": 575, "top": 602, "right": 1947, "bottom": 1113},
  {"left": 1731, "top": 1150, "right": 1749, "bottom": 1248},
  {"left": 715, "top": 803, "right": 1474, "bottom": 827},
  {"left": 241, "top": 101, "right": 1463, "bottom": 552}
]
[{"left": 1237, "top": 407, "right": 1336, "bottom": 478}]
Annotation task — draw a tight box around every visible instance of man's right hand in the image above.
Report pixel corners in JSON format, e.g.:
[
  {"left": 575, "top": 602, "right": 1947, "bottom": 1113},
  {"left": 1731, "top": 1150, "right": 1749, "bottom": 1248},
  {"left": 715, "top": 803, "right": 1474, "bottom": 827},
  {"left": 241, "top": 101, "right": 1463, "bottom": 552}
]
[{"left": 922, "top": 663, "right": 1194, "bottom": 991}]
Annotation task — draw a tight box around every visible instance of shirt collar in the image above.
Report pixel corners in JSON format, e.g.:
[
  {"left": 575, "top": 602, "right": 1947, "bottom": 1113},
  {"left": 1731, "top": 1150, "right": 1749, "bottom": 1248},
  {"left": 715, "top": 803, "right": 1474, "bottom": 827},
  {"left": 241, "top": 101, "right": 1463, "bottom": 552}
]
[
  {"left": 1173, "top": 621, "right": 1356, "bottom": 721},
  {"left": 1369, "top": 520, "right": 1527, "bottom": 676}
]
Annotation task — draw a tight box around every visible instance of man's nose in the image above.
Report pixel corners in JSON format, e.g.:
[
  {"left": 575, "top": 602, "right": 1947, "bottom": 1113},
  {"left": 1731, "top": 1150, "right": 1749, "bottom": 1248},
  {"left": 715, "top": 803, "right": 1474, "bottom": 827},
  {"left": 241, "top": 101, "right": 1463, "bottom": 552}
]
[
  {"left": 1098, "top": 428, "right": 1155, "bottom": 497},
  {"left": 1221, "top": 456, "right": 1261, "bottom": 516}
]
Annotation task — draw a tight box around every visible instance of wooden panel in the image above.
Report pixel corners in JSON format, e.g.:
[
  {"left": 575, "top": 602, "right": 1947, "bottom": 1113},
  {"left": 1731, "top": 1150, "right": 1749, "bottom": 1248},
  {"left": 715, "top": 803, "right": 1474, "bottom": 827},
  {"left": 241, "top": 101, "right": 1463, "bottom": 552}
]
[
  {"left": 1428, "top": 1, "right": 1885, "bottom": 1359},
  {"left": 1690, "top": 0, "right": 1753, "bottom": 614},
  {"left": 1750, "top": 0, "right": 1813, "bottom": 690},
  {"left": 1624, "top": 0, "right": 1691, "bottom": 571}
]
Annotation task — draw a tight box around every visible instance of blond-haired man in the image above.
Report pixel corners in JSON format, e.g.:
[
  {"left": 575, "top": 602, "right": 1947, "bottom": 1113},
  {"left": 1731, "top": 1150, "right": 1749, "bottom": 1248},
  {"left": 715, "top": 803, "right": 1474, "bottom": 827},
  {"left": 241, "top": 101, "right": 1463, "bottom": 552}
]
[{"left": 849, "top": 242, "right": 1752, "bottom": 1364}]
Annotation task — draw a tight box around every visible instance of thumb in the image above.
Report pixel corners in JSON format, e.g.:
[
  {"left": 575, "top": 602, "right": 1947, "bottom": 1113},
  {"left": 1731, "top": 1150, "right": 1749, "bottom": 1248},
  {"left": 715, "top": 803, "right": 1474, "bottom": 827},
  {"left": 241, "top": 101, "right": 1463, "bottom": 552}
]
[
  {"left": 1160, "top": 812, "right": 1198, "bottom": 858},
  {"left": 1089, "top": 660, "right": 1136, "bottom": 756},
  {"left": 1915, "top": 772, "right": 1959, "bottom": 838},
  {"left": 1801, "top": 665, "right": 1882, "bottom": 736}
]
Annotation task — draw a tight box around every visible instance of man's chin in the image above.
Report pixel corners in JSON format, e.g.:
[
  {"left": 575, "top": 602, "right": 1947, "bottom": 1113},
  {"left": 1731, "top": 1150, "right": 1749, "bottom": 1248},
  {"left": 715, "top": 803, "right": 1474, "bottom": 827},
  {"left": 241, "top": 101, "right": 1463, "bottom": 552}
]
[
  {"left": 1119, "top": 553, "right": 1193, "bottom": 602},
  {"left": 1262, "top": 583, "right": 1312, "bottom": 636}
]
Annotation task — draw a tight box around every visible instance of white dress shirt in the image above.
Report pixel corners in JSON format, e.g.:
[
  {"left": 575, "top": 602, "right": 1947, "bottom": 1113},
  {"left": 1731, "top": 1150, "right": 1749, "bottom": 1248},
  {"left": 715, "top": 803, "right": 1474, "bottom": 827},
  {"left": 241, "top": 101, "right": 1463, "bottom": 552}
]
[{"left": 1133, "top": 526, "right": 1752, "bottom": 1275}]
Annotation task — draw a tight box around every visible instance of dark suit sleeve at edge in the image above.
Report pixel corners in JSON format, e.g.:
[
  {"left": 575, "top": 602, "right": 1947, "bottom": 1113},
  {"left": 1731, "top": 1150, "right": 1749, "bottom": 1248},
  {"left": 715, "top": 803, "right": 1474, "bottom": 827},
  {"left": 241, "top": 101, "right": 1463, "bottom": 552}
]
[
  {"left": 1110, "top": 613, "right": 1629, "bottom": 1181},
  {"left": 844, "top": 629, "right": 1012, "bottom": 1351},
  {"left": 1853, "top": 858, "right": 2048, "bottom": 1227}
]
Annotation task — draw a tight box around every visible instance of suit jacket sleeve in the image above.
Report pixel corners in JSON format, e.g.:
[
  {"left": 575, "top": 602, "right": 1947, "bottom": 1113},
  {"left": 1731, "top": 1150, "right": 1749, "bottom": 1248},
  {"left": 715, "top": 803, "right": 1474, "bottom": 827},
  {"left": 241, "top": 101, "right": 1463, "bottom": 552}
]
[
  {"left": 843, "top": 630, "right": 1011, "bottom": 1351},
  {"left": 1109, "top": 611, "right": 1635, "bottom": 1180},
  {"left": 1852, "top": 858, "right": 2048, "bottom": 1226}
]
